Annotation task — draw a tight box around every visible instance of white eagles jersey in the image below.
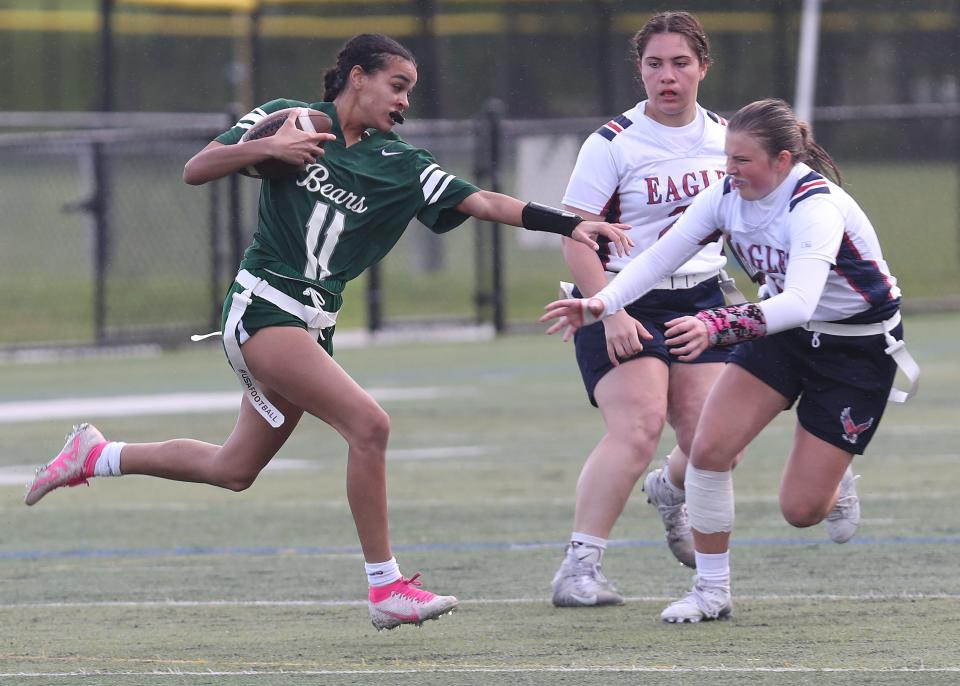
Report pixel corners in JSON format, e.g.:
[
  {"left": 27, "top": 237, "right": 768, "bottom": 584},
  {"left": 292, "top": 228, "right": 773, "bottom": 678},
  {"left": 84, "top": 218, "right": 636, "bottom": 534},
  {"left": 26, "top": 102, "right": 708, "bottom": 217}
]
[
  {"left": 721, "top": 163, "right": 900, "bottom": 323},
  {"left": 599, "top": 162, "right": 901, "bottom": 327},
  {"left": 562, "top": 100, "right": 728, "bottom": 275}
]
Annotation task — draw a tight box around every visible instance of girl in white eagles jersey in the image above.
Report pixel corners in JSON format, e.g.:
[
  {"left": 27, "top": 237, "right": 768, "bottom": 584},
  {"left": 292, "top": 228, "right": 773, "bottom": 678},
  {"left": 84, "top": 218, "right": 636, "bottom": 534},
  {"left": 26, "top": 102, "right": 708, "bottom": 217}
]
[
  {"left": 551, "top": 11, "right": 745, "bottom": 608},
  {"left": 543, "top": 98, "right": 919, "bottom": 623}
]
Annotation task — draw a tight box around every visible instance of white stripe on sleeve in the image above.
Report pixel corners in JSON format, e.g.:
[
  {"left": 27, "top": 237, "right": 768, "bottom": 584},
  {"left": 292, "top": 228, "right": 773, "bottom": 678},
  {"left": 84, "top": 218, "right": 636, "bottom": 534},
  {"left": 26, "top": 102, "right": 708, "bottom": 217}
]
[
  {"left": 427, "top": 174, "right": 456, "bottom": 205},
  {"left": 238, "top": 107, "right": 268, "bottom": 130},
  {"left": 422, "top": 169, "right": 449, "bottom": 201},
  {"left": 419, "top": 163, "right": 440, "bottom": 182}
]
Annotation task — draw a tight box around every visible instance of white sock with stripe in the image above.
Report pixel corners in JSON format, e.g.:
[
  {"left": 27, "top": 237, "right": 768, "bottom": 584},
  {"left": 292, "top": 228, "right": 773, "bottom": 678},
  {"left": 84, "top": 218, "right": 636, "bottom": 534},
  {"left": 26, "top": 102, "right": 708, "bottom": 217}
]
[
  {"left": 365, "top": 557, "right": 401, "bottom": 587},
  {"left": 94, "top": 442, "right": 125, "bottom": 477},
  {"left": 570, "top": 532, "right": 607, "bottom": 564}
]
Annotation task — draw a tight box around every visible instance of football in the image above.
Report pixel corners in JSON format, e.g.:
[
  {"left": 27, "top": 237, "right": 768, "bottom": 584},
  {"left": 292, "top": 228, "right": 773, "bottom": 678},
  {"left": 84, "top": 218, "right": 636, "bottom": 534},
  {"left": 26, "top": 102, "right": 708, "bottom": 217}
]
[{"left": 239, "top": 107, "right": 333, "bottom": 179}]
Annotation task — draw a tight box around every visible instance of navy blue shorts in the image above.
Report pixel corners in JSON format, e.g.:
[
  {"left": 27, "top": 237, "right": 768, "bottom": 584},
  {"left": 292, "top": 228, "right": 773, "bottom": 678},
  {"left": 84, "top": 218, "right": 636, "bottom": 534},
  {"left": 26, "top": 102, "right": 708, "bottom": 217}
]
[
  {"left": 728, "top": 324, "right": 902, "bottom": 454},
  {"left": 573, "top": 279, "right": 731, "bottom": 407}
]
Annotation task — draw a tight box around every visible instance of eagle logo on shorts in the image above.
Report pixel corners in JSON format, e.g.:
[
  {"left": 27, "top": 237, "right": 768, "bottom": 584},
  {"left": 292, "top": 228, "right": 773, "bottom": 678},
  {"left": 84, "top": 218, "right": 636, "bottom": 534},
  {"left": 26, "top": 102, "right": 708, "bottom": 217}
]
[{"left": 840, "top": 407, "right": 874, "bottom": 445}]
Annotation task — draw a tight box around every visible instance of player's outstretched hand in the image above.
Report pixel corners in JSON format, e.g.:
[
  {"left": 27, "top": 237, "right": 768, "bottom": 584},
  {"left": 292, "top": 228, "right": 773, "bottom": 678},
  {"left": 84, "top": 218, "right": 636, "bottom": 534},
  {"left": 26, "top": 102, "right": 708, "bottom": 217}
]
[
  {"left": 664, "top": 315, "right": 710, "bottom": 361},
  {"left": 271, "top": 110, "right": 337, "bottom": 167},
  {"left": 572, "top": 221, "right": 633, "bottom": 256},
  {"left": 540, "top": 297, "right": 606, "bottom": 341}
]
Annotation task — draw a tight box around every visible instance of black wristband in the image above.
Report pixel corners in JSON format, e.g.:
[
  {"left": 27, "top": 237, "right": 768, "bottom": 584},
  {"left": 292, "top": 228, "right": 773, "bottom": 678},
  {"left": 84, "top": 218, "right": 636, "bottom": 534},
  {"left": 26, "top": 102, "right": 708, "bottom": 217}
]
[{"left": 521, "top": 202, "right": 583, "bottom": 236}]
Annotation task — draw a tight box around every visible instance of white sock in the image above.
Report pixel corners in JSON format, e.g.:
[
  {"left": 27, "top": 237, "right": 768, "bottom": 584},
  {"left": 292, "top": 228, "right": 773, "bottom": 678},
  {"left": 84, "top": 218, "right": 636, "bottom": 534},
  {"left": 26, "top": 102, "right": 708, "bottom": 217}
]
[
  {"left": 694, "top": 551, "right": 730, "bottom": 587},
  {"left": 365, "top": 557, "right": 401, "bottom": 587},
  {"left": 94, "top": 442, "right": 125, "bottom": 477},
  {"left": 570, "top": 532, "right": 607, "bottom": 564}
]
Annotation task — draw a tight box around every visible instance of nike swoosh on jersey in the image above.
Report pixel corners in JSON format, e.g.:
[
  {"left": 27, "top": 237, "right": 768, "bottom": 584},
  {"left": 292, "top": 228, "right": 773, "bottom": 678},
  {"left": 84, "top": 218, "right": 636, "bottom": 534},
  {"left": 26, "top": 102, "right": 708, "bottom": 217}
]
[{"left": 381, "top": 149, "right": 402, "bottom": 156}]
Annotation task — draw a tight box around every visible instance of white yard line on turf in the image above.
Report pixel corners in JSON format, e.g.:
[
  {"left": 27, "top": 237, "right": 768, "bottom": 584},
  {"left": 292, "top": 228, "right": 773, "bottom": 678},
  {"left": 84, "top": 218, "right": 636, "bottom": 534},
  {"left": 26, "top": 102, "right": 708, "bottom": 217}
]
[
  {"left": 3, "top": 667, "right": 960, "bottom": 676},
  {"left": 2, "top": 592, "right": 959, "bottom": 609},
  {"left": 0, "top": 387, "right": 476, "bottom": 424},
  {"left": 0, "top": 446, "right": 494, "bottom": 486}
]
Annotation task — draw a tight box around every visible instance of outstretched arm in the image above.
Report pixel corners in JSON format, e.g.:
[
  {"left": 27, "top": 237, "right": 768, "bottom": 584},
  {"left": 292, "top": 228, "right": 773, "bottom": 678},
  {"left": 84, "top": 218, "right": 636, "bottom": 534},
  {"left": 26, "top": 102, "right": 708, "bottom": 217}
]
[
  {"left": 540, "top": 296, "right": 606, "bottom": 341},
  {"left": 456, "top": 190, "right": 633, "bottom": 257},
  {"left": 541, "top": 187, "right": 727, "bottom": 340},
  {"left": 541, "top": 224, "right": 704, "bottom": 340}
]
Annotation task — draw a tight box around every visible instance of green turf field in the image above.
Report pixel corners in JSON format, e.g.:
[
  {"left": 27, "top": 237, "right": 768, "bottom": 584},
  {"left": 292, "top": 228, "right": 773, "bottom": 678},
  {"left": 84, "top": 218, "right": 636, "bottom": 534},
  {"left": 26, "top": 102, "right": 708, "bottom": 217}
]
[{"left": 1, "top": 314, "right": 959, "bottom": 684}]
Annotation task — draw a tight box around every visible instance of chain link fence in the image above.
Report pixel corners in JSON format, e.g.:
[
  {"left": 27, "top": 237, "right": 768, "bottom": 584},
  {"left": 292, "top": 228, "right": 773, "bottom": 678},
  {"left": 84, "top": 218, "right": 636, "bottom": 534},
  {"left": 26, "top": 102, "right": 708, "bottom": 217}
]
[
  {"left": 0, "top": 116, "right": 234, "bottom": 349},
  {"left": 1, "top": 104, "right": 958, "bottom": 351}
]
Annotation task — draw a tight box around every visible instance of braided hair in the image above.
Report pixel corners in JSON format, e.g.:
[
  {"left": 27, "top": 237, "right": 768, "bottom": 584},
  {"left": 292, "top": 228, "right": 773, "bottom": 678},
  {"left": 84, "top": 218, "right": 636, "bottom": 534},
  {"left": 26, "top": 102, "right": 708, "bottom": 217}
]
[{"left": 322, "top": 34, "right": 416, "bottom": 102}]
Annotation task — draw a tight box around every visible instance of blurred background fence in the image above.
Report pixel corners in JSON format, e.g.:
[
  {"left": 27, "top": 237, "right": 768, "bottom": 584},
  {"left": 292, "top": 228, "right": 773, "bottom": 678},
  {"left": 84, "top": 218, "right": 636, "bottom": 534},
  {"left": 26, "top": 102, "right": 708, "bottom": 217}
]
[{"left": 1, "top": 0, "right": 958, "bottom": 349}]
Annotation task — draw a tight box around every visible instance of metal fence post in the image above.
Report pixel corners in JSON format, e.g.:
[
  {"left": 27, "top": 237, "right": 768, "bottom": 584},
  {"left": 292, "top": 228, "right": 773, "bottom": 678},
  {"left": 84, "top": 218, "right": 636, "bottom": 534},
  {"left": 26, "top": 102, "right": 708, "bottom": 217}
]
[
  {"left": 208, "top": 180, "right": 223, "bottom": 330},
  {"left": 91, "top": 142, "right": 110, "bottom": 344},
  {"left": 61, "top": 141, "right": 110, "bottom": 344},
  {"left": 224, "top": 106, "right": 244, "bottom": 275},
  {"left": 592, "top": 0, "right": 615, "bottom": 115},
  {"left": 98, "top": 0, "right": 114, "bottom": 112},
  {"left": 488, "top": 101, "right": 505, "bottom": 333},
  {"left": 367, "top": 262, "right": 383, "bottom": 332},
  {"left": 472, "top": 99, "right": 506, "bottom": 333}
]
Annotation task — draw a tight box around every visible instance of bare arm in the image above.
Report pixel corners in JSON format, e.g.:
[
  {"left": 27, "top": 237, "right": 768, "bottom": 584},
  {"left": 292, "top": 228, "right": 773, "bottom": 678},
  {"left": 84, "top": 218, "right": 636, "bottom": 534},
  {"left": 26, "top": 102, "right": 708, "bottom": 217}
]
[
  {"left": 560, "top": 205, "right": 608, "bottom": 297},
  {"left": 183, "top": 140, "right": 267, "bottom": 185},
  {"left": 454, "top": 189, "right": 526, "bottom": 224},
  {"left": 455, "top": 190, "right": 633, "bottom": 256},
  {"left": 182, "top": 110, "right": 335, "bottom": 185}
]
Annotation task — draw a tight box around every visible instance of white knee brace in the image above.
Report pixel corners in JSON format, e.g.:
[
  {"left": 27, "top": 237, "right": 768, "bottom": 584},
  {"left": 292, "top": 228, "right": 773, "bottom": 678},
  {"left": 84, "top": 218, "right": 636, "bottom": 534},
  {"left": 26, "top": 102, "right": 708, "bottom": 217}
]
[{"left": 685, "top": 464, "right": 734, "bottom": 534}]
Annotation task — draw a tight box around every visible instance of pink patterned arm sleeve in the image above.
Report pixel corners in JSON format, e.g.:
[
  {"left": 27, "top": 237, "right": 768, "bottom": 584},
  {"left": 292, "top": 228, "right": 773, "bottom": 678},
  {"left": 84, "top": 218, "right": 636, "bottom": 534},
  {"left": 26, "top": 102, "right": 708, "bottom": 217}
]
[{"left": 695, "top": 303, "right": 767, "bottom": 346}]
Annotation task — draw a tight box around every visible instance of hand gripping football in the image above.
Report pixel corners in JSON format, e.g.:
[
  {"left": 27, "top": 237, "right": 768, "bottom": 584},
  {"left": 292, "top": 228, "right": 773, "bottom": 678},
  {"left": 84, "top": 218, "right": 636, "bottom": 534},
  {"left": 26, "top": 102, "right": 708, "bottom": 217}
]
[{"left": 240, "top": 107, "right": 333, "bottom": 179}]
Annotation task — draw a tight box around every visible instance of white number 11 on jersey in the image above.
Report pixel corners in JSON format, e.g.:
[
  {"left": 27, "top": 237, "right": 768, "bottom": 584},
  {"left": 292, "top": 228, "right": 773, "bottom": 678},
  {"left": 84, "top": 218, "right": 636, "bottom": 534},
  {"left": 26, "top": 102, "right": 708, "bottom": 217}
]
[{"left": 304, "top": 201, "right": 346, "bottom": 280}]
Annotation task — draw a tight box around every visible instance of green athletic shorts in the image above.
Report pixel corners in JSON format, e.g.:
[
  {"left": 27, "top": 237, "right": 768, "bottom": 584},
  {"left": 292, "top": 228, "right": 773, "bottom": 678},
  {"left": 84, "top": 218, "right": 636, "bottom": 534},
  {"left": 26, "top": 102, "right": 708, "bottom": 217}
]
[{"left": 219, "top": 268, "right": 342, "bottom": 357}]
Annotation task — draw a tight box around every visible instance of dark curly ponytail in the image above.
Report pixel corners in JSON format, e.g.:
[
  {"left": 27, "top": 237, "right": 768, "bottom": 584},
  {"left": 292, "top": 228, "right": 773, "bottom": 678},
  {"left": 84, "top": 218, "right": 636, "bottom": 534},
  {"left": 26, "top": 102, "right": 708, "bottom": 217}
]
[{"left": 322, "top": 33, "right": 416, "bottom": 102}]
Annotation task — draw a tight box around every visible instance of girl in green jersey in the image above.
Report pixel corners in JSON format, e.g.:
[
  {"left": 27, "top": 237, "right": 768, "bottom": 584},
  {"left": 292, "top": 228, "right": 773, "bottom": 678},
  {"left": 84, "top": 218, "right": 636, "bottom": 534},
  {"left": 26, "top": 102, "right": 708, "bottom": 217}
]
[{"left": 25, "top": 33, "right": 632, "bottom": 631}]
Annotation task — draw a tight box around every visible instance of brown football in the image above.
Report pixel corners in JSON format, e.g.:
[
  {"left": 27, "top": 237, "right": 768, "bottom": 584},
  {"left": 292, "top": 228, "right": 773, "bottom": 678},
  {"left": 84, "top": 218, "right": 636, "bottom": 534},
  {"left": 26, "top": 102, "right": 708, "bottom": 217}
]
[{"left": 239, "top": 107, "right": 333, "bottom": 179}]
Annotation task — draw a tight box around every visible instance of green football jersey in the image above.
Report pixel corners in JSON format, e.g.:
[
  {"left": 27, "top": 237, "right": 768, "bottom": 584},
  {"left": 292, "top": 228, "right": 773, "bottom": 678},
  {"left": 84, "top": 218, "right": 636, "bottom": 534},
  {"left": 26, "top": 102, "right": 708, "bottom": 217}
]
[{"left": 216, "top": 99, "right": 480, "bottom": 295}]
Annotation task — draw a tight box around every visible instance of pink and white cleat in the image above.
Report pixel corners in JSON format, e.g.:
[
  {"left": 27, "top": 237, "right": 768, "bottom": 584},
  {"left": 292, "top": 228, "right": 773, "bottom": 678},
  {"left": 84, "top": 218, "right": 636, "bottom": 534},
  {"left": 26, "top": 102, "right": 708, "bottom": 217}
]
[
  {"left": 367, "top": 573, "right": 458, "bottom": 630},
  {"left": 24, "top": 423, "right": 106, "bottom": 506}
]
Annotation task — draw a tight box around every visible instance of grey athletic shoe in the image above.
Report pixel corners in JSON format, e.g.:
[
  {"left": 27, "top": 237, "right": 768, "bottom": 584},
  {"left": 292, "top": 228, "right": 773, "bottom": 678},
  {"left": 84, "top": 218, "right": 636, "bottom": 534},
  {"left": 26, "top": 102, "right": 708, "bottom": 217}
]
[
  {"left": 660, "top": 576, "right": 732, "bottom": 623},
  {"left": 825, "top": 466, "right": 861, "bottom": 544},
  {"left": 551, "top": 545, "right": 624, "bottom": 607},
  {"left": 643, "top": 467, "right": 695, "bottom": 568}
]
